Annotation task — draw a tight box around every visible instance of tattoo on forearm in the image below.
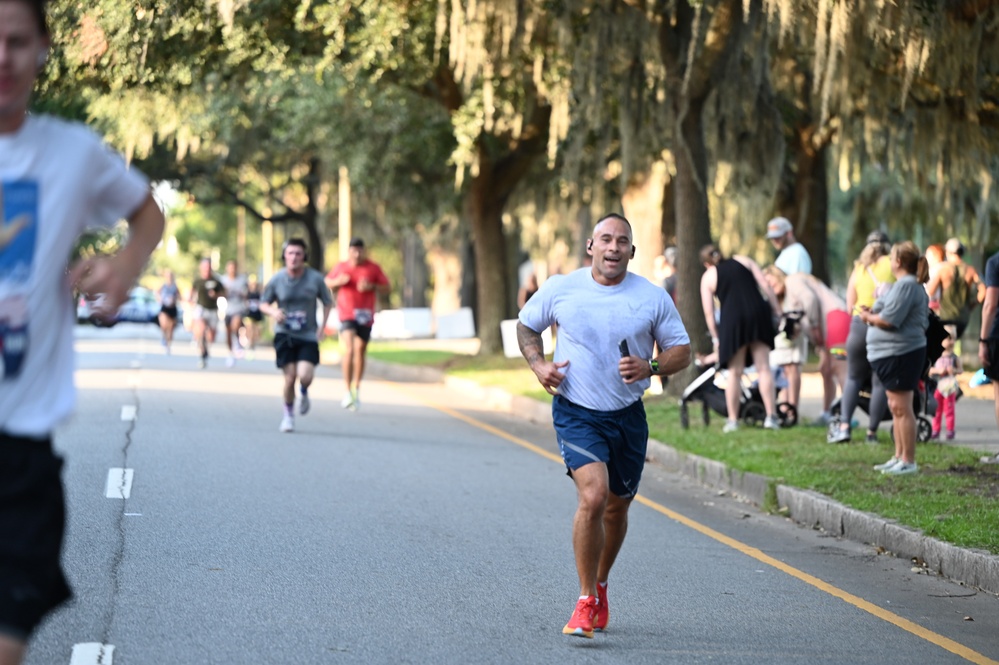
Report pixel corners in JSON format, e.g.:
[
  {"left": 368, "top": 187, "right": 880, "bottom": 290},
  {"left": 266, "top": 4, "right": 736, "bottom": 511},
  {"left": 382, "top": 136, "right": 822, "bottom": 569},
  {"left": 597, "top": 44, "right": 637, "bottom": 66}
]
[{"left": 516, "top": 323, "right": 544, "bottom": 365}]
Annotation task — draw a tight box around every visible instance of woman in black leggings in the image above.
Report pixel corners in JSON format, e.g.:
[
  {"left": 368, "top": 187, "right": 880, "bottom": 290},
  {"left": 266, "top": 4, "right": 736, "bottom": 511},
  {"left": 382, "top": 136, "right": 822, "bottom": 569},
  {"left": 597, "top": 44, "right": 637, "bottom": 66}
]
[{"left": 829, "top": 231, "right": 896, "bottom": 443}]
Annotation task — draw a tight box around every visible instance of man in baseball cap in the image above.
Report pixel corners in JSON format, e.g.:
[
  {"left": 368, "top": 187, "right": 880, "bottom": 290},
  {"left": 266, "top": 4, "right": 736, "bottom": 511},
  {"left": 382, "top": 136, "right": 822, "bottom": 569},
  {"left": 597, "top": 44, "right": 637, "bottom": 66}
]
[{"left": 765, "top": 216, "right": 813, "bottom": 414}]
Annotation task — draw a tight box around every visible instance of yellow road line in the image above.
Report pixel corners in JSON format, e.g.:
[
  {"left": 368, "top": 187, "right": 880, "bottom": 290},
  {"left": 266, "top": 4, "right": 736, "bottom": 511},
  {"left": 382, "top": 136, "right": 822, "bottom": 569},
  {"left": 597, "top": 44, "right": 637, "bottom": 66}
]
[{"left": 391, "top": 383, "right": 998, "bottom": 665}]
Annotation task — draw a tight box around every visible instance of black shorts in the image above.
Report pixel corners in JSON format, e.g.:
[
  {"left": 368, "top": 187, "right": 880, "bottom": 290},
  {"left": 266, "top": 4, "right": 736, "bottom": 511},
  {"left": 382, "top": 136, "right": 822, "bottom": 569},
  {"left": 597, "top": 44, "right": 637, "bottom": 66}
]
[
  {"left": 160, "top": 305, "right": 178, "bottom": 320},
  {"left": 246, "top": 310, "right": 263, "bottom": 323},
  {"left": 983, "top": 339, "right": 999, "bottom": 381},
  {"left": 0, "top": 434, "right": 72, "bottom": 640},
  {"left": 871, "top": 346, "right": 927, "bottom": 392},
  {"left": 274, "top": 333, "right": 320, "bottom": 368},
  {"left": 340, "top": 320, "right": 372, "bottom": 343}
]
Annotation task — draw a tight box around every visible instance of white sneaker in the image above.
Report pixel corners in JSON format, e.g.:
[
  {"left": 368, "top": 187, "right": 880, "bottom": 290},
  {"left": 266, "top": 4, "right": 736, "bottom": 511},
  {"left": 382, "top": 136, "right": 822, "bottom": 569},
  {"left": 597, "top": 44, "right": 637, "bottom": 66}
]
[
  {"left": 873, "top": 457, "right": 899, "bottom": 471},
  {"left": 340, "top": 393, "right": 354, "bottom": 410},
  {"left": 299, "top": 393, "right": 310, "bottom": 415},
  {"left": 882, "top": 461, "right": 918, "bottom": 475},
  {"left": 722, "top": 420, "right": 739, "bottom": 434},
  {"left": 763, "top": 415, "right": 781, "bottom": 430},
  {"left": 279, "top": 415, "right": 294, "bottom": 433}
]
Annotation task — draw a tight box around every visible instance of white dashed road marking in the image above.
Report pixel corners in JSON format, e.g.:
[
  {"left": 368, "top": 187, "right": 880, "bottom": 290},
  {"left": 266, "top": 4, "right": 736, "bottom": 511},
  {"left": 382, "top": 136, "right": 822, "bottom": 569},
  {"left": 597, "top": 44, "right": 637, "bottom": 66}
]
[
  {"left": 105, "top": 468, "right": 134, "bottom": 499},
  {"left": 70, "top": 642, "right": 114, "bottom": 664}
]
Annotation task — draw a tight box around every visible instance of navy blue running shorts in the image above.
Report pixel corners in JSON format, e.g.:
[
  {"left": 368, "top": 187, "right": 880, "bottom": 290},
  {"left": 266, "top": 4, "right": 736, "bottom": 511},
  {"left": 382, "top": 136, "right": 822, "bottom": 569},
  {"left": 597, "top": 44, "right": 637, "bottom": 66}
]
[
  {"left": 0, "top": 434, "right": 72, "bottom": 640},
  {"left": 551, "top": 395, "right": 649, "bottom": 498}
]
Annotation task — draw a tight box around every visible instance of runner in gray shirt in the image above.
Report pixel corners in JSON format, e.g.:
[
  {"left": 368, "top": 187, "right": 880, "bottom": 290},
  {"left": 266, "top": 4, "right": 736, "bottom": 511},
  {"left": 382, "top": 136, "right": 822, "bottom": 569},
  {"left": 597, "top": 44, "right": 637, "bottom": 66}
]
[{"left": 260, "top": 239, "right": 333, "bottom": 433}]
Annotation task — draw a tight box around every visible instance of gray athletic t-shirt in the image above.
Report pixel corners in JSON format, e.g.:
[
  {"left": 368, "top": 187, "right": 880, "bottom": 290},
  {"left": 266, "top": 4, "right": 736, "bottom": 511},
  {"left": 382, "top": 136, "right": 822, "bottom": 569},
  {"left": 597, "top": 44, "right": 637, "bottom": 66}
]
[
  {"left": 262, "top": 268, "right": 333, "bottom": 340},
  {"left": 519, "top": 268, "right": 690, "bottom": 411},
  {"left": 866, "top": 274, "right": 928, "bottom": 361}
]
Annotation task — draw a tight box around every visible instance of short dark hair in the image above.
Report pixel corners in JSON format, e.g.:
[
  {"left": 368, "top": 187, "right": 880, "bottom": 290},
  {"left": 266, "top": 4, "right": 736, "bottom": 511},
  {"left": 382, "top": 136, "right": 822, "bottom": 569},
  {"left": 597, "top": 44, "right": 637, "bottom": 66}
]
[
  {"left": 285, "top": 237, "right": 307, "bottom": 253},
  {"left": 349, "top": 237, "right": 365, "bottom": 248}
]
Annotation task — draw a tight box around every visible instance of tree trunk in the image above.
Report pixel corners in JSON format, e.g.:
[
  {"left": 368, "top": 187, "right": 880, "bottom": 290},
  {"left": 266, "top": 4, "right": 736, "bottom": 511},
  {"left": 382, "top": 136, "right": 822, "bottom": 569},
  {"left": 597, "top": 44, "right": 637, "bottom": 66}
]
[
  {"left": 402, "top": 230, "right": 428, "bottom": 308},
  {"left": 789, "top": 128, "right": 830, "bottom": 284},
  {"left": 467, "top": 160, "right": 510, "bottom": 354},
  {"left": 673, "top": 95, "right": 713, "bottom": 356}
]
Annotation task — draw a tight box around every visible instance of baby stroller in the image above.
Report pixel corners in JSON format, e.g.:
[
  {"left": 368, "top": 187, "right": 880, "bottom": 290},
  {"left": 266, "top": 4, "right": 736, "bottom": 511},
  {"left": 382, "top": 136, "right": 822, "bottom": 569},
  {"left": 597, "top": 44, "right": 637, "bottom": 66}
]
[
  {"left": 679, "top": 362, "right": 798, "bottom": 429},
  {"left": 828, "top": 377, "right": 936, "bottom": 443},
  {"left": 828, "top": 312, "right": 952, "bottom": 443}
]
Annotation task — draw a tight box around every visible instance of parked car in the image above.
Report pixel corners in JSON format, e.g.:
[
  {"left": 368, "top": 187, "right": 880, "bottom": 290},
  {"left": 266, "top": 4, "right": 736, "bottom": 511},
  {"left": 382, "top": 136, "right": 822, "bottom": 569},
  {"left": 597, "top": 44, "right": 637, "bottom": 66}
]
[{"left": 77, "top": 287, "right": 164, "bottom": 326}]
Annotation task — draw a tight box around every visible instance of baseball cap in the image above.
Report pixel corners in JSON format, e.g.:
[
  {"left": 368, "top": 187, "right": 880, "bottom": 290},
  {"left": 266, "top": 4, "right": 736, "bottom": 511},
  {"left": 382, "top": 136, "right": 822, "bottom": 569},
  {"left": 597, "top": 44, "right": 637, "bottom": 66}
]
[
  {"left": 945, "top": 237, "right": 963, "bottom": 254},
  {"left": 765, "top": 217, "right": 793, "bottom": 239},
  {"left": 866, "top": 230, "right": 890, "bottom": 246},
  {"left": 349, "top": 237, "right": 365, "bottom": 248}
]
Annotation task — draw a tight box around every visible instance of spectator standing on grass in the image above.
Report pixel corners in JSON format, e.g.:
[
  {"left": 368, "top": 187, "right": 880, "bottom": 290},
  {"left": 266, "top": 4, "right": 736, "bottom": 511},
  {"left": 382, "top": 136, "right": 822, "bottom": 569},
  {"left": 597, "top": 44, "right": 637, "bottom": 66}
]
[
  {"left": 517, "top": 213, "right": 690, "bottom": 639},
  {"left": 700, "top": 243, "right": 782, "bottom": 433},
  {"left": 653, "top": 246, "right": 678, "bottom": 303},
  {"left": 829, "top": 230, "right": 896, "bottom": 444},
  {"left": 0, "top": 1, "right": 165, "bottom": 661},
  {"left": 765, "top": 217, "right": 812, "bottom": 418},
  {"left": 925, "top": 244, "right": 946, "bottom": 311},
  {"left": 325, "top": 237, "right": 391, "bottom": 412},
  {"left": 927, "top": 238, "right": 983, "bottom": 342},
  {"left": 763, "top": 266, "right": 850, "bottom": 425},
  {"left": 978, "top": 249, "right": 999, "bottom": 464},
  {"left": 929, "top": 326, "right": 961, "bottom": 441},
  {"left": 517, "top": 272, "right": 539, "bottom": 309},
  {"left": 859, "top": 241, "right": 929, "bottom": 476}
]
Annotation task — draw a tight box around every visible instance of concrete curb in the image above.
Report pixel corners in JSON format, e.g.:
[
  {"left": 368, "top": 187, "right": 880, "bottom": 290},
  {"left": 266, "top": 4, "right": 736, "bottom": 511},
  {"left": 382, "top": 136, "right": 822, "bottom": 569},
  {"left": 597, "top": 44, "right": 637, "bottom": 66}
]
[{"left": 369, "top": 359, "right": 999, "bottom": 596}]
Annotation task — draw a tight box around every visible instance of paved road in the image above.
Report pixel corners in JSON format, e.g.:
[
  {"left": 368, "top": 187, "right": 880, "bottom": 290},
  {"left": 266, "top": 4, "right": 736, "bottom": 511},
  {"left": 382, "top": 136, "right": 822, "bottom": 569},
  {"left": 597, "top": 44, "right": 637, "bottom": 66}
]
[{"left": 22, "top": 326, "right": 999, "bottom": 664}]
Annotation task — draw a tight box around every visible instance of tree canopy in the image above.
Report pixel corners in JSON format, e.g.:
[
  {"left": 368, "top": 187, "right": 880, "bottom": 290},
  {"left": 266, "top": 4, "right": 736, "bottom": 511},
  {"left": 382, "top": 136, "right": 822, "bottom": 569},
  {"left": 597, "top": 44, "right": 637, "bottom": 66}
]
[{"left": 39, "top": 0, "right": 999, "bottom": 355}]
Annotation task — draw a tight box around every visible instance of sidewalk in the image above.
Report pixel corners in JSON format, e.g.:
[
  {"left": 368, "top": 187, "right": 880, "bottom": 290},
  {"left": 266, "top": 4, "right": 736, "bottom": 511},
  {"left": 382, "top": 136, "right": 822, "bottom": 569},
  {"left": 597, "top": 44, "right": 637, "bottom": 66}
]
[{"left": 365, "top": 350, "right": 999, "bottom": 596}]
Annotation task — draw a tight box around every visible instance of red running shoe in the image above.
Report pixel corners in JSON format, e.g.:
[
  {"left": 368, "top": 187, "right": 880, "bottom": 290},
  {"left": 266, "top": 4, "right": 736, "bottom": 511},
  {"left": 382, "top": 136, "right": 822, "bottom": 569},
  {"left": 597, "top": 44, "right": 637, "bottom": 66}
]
[
  {"left": 594, "top": 584, "right": 608, "bottom": 631},
  {"left": 562, "top": 596, "right": 597, "bottom": 638}
]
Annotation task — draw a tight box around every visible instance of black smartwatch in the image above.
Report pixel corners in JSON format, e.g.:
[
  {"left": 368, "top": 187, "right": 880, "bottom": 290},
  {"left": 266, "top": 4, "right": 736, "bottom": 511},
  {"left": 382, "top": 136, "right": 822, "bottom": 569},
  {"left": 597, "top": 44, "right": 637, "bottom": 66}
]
[{"left": 648, "top": 358, "right": 660, "bottom": 375}]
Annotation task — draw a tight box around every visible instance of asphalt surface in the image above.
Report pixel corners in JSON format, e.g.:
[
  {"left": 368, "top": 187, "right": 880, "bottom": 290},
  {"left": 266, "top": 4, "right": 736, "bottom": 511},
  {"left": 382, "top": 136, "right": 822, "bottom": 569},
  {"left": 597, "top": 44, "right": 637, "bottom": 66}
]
[{"left": 20, "top": 325, "right": 999, "bottom": 664}]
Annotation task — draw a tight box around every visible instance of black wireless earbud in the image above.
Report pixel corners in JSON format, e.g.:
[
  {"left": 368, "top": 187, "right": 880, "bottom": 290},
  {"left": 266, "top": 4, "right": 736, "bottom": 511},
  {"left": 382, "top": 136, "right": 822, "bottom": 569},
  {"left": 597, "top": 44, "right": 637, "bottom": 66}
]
[
  {"left": 630, "top": 246, "right": 636, "bottom": 259},
  {"left": 586, "top": 239, "right": 593, "bottom": 251}
]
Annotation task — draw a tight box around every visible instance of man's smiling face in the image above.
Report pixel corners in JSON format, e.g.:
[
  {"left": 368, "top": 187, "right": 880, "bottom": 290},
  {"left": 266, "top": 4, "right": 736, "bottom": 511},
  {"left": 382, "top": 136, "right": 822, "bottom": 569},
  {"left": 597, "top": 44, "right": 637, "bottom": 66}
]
[{"left": 589, "top": 216, "right": 633, "bottom": 286}]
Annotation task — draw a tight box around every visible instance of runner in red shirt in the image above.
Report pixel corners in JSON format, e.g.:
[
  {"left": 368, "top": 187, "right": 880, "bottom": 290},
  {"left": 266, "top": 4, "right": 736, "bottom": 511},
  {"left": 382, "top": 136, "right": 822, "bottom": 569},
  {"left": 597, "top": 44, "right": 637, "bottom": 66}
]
[{"left": 324, "top": 237, "right": 391, "bottom": 411}]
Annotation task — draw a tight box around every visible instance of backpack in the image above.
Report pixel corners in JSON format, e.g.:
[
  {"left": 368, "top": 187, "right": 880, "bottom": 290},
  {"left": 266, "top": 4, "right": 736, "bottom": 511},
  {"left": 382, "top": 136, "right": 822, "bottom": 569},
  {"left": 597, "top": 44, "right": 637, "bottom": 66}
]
[{"left": 925, "top": 310, "right": 950, "bottom": 370}]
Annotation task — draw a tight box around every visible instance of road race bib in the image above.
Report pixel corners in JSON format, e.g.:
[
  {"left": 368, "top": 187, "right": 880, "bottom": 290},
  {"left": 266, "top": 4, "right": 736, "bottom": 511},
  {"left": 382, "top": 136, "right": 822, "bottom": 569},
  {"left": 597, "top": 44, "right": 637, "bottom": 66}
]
[
  {"left": 354, "top": 308, "right": 373, "bottom": 326},
  {"left": 286, "top": 310, "right": 308, "bottom": 331}
]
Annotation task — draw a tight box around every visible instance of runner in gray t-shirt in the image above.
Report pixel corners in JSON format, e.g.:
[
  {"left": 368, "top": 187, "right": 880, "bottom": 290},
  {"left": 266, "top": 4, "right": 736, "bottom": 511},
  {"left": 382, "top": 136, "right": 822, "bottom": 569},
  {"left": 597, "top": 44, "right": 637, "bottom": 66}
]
[
  {"left": 517, "top": 213, "right": 691, "bottom": 638},
  {"left": 260, "top": 239, "right": 333, "bottom": 433}
]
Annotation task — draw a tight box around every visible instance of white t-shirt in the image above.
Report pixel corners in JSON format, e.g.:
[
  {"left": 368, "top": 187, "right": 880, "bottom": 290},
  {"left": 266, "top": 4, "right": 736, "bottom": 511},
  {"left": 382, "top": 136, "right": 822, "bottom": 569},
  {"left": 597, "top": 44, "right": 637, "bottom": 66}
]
[
  {"left": 519, "top": 268, "right": 690, "bottom": 411},
  {"left": 775, "top": 242, "right": 812, "bottom": 276},
  {"left": 0, "top": 116, "right": 150, "bottom": 437}
]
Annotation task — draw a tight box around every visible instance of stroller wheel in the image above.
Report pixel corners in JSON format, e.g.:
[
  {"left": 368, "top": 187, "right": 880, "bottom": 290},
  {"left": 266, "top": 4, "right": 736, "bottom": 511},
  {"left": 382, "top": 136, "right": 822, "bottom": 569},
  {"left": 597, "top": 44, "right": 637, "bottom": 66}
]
[
  {"left": 741, "top": 402, "right": 767, "bottom": 427},
  {"left": 680, "top": 403, "right": 690, "bottom": 429},
  {"left": 917, "top": 416, "right": 933, "bottom": 443},
  {"left": 776, "top": 402, "right": 798, "bottom": 428}
]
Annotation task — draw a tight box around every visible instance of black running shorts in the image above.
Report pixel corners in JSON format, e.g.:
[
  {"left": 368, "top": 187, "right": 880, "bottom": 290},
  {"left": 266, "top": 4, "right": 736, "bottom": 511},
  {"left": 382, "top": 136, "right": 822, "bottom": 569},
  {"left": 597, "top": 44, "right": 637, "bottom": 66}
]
[
  {"left": 273, "top": 333, "right": 320, "bottom": 368},
  {"left": 0, "top": 434, "right": 72, "bottom": 640}
]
